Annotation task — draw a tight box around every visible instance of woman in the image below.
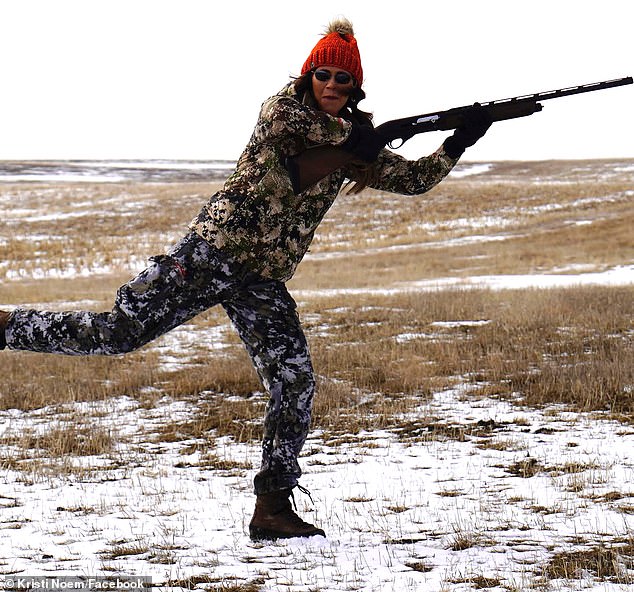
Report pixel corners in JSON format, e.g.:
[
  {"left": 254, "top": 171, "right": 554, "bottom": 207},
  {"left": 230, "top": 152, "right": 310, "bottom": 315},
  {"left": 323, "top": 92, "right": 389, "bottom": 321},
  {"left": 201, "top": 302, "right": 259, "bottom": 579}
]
[{"left": 0, "top": 18, "right": 490, "bottom": 541}]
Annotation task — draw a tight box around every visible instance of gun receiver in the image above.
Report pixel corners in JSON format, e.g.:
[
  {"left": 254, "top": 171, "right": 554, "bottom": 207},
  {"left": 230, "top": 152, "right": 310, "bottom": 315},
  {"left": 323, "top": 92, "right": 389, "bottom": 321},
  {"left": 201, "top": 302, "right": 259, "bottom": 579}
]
[{"left": 286, "top": 76, "right": 632, "bottom": 194}]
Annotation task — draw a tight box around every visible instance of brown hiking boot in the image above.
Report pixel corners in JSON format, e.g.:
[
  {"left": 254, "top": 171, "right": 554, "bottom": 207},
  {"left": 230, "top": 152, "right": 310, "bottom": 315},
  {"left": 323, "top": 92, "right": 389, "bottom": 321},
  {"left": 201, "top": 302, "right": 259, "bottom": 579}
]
[
  {"left": 249, "top": 487, "right": 326, "bottom": 541},
  {"left": 0, "top": 310, "right": 10, "bottom": 350}
]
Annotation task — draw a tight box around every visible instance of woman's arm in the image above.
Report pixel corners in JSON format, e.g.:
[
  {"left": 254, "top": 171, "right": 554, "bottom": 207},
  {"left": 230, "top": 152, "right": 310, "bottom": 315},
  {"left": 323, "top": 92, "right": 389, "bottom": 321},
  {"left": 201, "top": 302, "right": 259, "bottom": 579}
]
[
  {"left": 367, "top": 145, "right": 458, "bottom": 195},
  {"left": 256, "top": 92, "right": 353, "bottom": 147}
]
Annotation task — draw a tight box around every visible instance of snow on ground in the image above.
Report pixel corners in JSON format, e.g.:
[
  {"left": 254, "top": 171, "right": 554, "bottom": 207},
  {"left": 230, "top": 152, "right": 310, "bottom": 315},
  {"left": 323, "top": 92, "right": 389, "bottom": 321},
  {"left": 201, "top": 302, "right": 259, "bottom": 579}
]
[
  {"left": 1, "top": 265, "right": 634, "bottom": 590},
  {"left": 406, "top": 265, "right": 634, "bottom": 291},
  {"left": 1, "top": 266, "right": 633, "bottom": 590},
  {"left": 449, "top": 163, "right": 493, "bottom": 178},
  {"left": 294, "top": 265, "right": 634, "bottom": 300},
  {"left": 1, "top": 387, "right": 634, "bottom": 591},
  {"left": 1, "top": 161, "right": 633, "bottom": 590}
]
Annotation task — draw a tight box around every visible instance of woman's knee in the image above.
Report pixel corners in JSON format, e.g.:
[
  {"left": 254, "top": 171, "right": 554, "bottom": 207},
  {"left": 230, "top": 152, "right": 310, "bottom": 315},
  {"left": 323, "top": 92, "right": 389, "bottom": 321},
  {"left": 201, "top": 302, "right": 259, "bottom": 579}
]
[
  {"left": 278, "top": 366, "right": 317, "bottom": 413},
  {"left": 97, "top": 309, "right": 148, "bottom": 354}
]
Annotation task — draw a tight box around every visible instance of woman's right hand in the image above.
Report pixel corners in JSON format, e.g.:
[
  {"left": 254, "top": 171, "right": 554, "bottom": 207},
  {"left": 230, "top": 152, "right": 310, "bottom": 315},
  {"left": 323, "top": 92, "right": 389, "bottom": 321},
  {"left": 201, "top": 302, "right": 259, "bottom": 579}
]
[{"left": 341, "top": 123, "right": 387, "bottom": 162}]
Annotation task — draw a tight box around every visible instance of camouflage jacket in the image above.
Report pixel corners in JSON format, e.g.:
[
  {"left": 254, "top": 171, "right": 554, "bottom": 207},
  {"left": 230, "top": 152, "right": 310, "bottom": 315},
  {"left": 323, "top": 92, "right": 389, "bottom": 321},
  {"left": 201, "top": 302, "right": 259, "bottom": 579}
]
[{"left": 190, "top": 82, "right": 458, "bottom": 281}]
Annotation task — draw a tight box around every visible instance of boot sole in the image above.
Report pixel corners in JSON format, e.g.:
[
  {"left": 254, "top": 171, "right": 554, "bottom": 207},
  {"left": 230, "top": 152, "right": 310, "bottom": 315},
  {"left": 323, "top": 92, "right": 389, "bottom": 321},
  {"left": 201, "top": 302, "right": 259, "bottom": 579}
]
[{"left": 249, "top": 525, "right": 326, "bottom": 541}]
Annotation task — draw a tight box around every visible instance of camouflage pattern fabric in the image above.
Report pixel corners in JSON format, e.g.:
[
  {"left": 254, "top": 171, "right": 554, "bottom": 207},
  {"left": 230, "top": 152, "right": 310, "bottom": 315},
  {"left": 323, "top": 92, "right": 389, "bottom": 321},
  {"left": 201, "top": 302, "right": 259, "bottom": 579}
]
[
  {"left": 6, "top": 232, "right": 314, "bottom": 494},
  {"left": 190, "top": 82, "right": 458, "bottom": 282}
]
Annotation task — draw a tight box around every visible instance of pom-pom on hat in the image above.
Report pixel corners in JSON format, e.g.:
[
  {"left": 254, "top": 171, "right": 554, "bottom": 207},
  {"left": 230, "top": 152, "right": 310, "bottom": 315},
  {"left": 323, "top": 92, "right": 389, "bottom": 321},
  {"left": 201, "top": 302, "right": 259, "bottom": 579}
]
[{"left": 301, "top": 17, "right": 363, "bottom": 86}]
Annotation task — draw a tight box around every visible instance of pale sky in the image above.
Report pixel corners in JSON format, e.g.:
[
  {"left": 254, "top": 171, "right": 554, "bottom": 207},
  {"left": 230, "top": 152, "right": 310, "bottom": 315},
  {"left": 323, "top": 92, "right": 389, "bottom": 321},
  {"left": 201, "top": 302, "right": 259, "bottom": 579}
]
[{"left": 1, "top": 0, "right": 632, "bottom": 162}]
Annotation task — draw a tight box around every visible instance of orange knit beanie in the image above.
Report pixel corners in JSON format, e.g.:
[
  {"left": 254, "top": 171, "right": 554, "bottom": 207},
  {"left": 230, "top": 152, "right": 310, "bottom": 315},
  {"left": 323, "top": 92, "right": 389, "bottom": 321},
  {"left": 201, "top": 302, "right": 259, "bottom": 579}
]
[{"left": 301, "top": 18, "right": 363, "bottom": 86}]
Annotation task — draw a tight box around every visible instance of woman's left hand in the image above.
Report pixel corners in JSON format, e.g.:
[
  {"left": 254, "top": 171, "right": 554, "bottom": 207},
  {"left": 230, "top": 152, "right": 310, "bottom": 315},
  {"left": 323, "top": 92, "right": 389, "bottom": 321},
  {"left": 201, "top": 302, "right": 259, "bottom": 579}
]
[{"left": 443, "top": 104, "right": 493, "bottom": 158}]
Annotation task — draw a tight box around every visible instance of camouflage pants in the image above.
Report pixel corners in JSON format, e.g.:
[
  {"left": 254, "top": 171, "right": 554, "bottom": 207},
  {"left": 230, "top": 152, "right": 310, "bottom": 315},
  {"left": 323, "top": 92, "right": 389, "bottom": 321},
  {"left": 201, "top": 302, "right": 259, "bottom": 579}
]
[{"left": 6, "top": 232, "right": 315, "bottom": 495}]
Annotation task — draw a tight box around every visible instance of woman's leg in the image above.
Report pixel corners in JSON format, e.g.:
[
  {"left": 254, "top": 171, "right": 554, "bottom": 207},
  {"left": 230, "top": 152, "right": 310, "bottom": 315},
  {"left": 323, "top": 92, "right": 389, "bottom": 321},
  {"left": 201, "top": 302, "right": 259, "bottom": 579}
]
[
  {"left": 223, "top": 279, "right": 324, "bottom": 539},
  {"left": 222, "top": 280, "right": 316, "bottom": 495},
  {"left": 5, "top": 233, "right": 233, "bottom": 355}
]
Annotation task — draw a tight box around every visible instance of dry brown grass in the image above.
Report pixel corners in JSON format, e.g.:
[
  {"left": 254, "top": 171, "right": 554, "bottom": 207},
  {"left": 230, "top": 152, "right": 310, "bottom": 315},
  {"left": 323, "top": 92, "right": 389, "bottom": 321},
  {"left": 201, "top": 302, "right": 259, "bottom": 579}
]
[
  {"left": 4, "top": 285, "right": 629, "bottom": 447},
  {"left": 163, "top": 577, "right": 264, "bottom": 592},
  {"left": 1, "top": 160, "right": 633, "bottom": 449},
  {"left": 1, "top": 181, "right": 216, "bottom": 279},
  {"left": 1, "top": 349, "right": 161, "bottom": 410},
  {"left": 0, "top": 414, "right": 116, "bottom": 478},
  {"left": 295, "top": 160, "right": 634, "bottom": 288},
  {"left": 543, "top": 541, "right": 634, "bottom": 583}
]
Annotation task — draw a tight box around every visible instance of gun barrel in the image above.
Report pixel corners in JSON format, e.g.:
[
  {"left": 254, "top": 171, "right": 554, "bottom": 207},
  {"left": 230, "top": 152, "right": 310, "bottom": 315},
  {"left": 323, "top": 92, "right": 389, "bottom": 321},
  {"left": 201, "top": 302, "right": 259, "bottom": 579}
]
[{"left": 482, "top": 76, "right": 633, "bottom": 107}]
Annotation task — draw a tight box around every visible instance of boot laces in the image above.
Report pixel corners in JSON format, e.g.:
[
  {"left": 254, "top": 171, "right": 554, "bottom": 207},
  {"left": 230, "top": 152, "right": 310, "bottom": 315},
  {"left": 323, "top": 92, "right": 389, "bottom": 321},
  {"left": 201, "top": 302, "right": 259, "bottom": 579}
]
[
  {"left": 283, "top": 485, "right": 317, "bottom": 527},
  {"left": 289, "top": 484, "right": 315, "bottom": 511}
]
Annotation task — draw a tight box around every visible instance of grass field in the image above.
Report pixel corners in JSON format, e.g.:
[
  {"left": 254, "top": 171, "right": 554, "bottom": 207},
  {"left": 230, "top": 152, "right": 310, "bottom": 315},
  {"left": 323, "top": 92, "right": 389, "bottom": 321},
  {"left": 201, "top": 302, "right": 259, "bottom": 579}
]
[{"left": 0, "top": 159, "right": 633, "bottom": 591}]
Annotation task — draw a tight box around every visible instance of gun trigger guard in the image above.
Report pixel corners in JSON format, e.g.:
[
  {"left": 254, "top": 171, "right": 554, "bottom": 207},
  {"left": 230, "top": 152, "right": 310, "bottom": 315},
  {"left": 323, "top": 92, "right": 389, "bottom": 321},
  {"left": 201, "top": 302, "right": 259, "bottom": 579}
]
[{"left": 388, "top": 139, "right": 404, "bottom": 149}]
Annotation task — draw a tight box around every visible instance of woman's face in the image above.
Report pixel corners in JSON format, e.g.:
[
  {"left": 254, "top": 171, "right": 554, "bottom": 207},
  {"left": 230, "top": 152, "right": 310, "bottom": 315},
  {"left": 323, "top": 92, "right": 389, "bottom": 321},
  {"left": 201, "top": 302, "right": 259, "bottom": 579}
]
[{"left": 311, "top": 67, "right": 355, "bottom": 116}]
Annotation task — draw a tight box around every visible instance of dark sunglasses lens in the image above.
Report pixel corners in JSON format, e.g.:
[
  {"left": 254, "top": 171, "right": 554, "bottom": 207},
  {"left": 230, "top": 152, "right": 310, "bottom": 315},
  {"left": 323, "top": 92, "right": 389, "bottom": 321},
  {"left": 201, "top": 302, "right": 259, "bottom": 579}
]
[{"left": 314, "top": 70, "right": 353, "bottom": 85}]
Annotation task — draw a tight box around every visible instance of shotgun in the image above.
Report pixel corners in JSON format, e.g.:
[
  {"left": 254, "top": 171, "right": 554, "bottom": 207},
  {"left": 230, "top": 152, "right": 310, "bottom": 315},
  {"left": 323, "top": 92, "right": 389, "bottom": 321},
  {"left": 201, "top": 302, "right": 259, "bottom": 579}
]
[{"left": 285, "top": 76, "right": 633, "bottom": 194}]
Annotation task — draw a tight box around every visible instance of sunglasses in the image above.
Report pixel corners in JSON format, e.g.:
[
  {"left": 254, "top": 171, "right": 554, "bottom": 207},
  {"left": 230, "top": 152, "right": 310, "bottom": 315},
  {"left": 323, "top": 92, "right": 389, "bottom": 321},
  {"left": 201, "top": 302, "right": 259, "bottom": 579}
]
[{"left": 313, "top": 69, "right": 354, "bottom": 85}]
